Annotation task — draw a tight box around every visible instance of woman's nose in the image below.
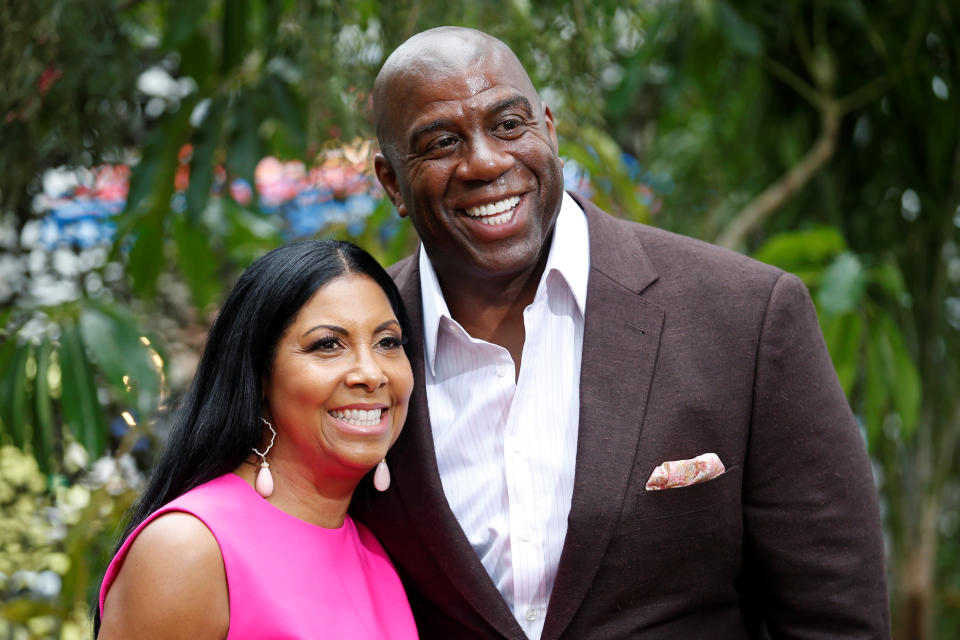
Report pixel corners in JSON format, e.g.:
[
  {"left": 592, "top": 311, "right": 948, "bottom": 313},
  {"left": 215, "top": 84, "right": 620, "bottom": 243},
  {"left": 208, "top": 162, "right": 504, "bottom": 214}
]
[{"left": 345, "top": 348, "right": 388, "bottom": 390}]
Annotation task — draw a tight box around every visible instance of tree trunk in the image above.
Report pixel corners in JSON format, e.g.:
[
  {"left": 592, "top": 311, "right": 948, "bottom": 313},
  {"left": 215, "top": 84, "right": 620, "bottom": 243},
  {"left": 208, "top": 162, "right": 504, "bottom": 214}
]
[{"left": 893, "top": 499, "right": 939, "bottom": 640}]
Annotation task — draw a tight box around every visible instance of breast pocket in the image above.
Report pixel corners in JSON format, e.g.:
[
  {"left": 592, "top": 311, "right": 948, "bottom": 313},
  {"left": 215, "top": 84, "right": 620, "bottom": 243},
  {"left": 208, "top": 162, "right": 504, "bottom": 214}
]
[
  {"left": 601, "top": 465, "right": 744, "bottom": 601},
  {"left": 611, "top": 465, "right": 743, "bottom": 545},
  {"left": 636, "top": 464, "right": 741, "bottom": 521}
]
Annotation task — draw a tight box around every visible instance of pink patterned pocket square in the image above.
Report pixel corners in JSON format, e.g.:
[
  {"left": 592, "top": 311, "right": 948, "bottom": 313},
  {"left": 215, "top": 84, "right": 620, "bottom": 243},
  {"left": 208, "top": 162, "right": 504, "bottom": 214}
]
[{"left": 645, "top": 453, "right": 726, "bottom": 490}]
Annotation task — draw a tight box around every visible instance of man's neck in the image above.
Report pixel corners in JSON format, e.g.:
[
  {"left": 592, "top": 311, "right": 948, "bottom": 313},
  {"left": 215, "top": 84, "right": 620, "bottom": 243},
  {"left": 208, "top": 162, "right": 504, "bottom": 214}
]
[{"left": 438, "top": 255, "right": 547, "bottom": 378}]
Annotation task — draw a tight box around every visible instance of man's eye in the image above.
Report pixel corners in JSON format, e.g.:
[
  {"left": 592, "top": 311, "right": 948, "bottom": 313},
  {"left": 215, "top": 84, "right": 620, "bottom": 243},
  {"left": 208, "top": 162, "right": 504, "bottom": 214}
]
[
  {"left": 424, "top": 135, "right": 457, "bottom": 152},
  {"left": 498, "top": 119, "right": 523, "bottom": 132}
]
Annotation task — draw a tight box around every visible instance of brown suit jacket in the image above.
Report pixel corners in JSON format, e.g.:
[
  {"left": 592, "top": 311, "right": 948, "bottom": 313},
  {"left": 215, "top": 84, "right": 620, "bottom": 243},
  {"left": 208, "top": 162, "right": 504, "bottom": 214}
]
[{"left": 352, "top": 194, "right": 889, "bottom": 639}]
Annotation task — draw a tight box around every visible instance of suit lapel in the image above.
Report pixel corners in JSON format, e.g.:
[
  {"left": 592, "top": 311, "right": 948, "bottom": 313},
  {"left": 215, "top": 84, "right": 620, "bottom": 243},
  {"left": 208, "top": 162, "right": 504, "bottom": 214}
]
[
  {"left": 389, "top": 251, "right": 527, "bottom": 640},
  {"left": 542, "top": 198, "right": 663, "bottom": 640}
]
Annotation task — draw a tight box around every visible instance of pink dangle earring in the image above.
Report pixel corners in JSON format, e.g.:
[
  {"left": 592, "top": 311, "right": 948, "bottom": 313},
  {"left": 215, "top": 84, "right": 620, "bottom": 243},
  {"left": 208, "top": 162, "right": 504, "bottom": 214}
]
[
  {"left": 253, "top": 417, "right": 277, "bottom": 498},
  {"left": 374, "top": 458, "right": 390, "bottom": 492}
]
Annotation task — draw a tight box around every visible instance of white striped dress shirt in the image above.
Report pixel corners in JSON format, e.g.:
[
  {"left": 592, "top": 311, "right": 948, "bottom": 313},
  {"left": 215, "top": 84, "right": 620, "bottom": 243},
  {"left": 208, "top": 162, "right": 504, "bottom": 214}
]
[{"left": 419, "top": 192, "right": 589, "bottom": 639}]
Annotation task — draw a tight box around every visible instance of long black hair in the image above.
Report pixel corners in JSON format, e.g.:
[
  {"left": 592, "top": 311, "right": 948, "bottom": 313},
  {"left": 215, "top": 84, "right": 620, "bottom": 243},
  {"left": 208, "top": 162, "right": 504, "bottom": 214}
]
[{"left": 94, "top": 240, "right": 408, "bottom": 634}]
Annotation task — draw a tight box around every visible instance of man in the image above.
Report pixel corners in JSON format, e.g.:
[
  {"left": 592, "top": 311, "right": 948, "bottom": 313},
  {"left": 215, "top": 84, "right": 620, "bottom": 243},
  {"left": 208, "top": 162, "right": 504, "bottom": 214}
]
[{"left": 352, "top": 26, "right": 889, "bottom": 639}]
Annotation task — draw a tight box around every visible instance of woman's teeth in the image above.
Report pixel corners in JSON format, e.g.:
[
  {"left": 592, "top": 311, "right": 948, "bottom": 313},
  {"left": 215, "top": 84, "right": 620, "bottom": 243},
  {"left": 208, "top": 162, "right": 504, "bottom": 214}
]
[{"left": 329, "top": 408, "right": 383, "bottom": 426}]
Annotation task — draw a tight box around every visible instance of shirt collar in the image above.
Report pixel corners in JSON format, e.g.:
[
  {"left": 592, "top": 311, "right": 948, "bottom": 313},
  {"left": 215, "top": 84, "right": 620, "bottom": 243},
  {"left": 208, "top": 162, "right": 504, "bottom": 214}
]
[{"left": 419, "top": 191, "right": 590, "bottom": 375}]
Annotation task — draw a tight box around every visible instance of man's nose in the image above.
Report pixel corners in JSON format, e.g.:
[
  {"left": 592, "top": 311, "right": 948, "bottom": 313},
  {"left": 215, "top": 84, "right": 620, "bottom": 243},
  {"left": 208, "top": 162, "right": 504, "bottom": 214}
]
[
  {"left": 346, "top": 348, "right": 388, "bottom": 390},
  {"left": 455, "top": 135, "right": 514, "bottom": 182}
]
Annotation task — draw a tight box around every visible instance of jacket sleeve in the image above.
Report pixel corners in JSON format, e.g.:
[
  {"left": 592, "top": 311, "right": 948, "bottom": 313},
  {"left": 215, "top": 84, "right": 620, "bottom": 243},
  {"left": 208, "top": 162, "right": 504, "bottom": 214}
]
[{"left": 743, "top": 272, "right": 890, "bottom": 638}]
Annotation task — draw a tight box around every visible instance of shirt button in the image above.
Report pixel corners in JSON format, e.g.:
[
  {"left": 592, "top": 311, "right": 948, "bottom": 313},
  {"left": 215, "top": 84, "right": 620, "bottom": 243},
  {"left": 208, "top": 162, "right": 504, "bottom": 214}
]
[
  {"left": 520, "top": 528, "right": 533, "bottom": 541},
  {"left": 496, "top": 364, "right": 510, "bottom": 378},
  {"left": 525, "top": 608, "right": 537, "bottom": 622}
]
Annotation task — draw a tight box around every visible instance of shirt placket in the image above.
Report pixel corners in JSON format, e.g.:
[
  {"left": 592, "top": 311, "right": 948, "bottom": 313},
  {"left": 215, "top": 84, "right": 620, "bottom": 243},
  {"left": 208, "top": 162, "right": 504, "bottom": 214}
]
[{"left": 506, "top": 304, "right": 550, "bottom": 637}]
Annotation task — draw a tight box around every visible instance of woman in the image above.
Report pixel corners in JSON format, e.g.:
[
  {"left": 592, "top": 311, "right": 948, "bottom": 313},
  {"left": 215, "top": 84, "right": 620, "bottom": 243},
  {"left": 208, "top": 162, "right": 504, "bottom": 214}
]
[{"left": 96, "top": 240, "right": 418, "bottom": 639}]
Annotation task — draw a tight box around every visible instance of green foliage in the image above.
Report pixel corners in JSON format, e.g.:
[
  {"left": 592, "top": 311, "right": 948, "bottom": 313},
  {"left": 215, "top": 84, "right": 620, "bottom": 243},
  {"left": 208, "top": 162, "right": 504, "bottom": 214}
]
[
  {"left": 1, "top": 0, "right": 959, "bottom": 636},
  {"left": 817, "top": 252, "right": 866, "bottom": 315},
  {"left": 754, "top": 229, "right": 923, "bottom": 449},
  {"left": 0, "top": 0, "right": 144, "bottom": 224},
  {"left": 753, "top": 226, "right": 847, "bottom": 286},
  {"left": 1, "top": 303, "right": 165, "bottom": 471},
  {"left": 0, "top": 445, "right": 140, "bottom": 639}
]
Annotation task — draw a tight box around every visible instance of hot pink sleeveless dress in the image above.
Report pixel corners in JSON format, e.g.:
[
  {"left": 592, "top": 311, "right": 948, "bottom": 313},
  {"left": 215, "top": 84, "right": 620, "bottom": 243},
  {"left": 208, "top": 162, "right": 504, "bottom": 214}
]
[{"left": 99, "top": 473, "right": 418, "bottom": 639}]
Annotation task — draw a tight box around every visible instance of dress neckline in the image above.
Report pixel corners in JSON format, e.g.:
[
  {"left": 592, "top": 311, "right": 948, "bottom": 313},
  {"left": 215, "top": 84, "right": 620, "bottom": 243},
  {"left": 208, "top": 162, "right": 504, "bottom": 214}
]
[{"left": 222, "top": 472, "right": 353, "bottom": 534}]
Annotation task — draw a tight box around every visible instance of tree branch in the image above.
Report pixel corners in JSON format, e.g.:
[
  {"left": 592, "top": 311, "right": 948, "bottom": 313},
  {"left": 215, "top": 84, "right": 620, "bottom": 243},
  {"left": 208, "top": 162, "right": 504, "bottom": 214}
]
[
  {"left": 716, "top": 101, "right": 840, "bottom": 250},
  {"left": 762, "top": 57, "right": 825, "bottom": 109}
]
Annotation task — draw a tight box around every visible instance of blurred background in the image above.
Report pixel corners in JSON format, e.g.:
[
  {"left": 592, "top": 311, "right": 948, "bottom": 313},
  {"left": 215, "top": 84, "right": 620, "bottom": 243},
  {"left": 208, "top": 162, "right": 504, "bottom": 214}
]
[{"left": 1, "top": 1, "right": 957, "bottom": 638}]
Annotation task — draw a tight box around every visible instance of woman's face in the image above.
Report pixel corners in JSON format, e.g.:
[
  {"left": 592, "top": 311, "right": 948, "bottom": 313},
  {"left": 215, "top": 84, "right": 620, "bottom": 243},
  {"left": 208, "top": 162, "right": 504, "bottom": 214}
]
[{"left": 263, "top": 274, "right": 413, "bottom": 482}]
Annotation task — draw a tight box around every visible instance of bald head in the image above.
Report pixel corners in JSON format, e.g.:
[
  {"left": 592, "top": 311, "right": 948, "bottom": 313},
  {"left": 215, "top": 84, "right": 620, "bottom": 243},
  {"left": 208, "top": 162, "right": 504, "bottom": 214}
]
[
  {"left": 373, "top": 27, "right": 541, "bottom": 162},
  {"left": 369, "top": 26, "right": 564, "bottom": 290}
]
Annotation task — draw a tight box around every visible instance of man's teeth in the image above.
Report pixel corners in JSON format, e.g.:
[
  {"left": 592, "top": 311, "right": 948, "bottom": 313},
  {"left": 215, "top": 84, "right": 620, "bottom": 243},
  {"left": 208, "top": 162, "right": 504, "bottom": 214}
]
[
  {"left": 329, "top": 408, "right": 383, "bottom": 426},
  {"left": 465, "top": 196, "right": 520, "bottom": 225}
]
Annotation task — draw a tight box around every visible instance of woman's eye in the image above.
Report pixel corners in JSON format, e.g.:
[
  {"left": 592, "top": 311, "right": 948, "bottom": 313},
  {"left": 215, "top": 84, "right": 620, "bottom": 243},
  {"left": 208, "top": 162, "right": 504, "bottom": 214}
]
[
  {"left": 310, "top": 336, "right": 342, "bottom": 352},
  {"left": 377, "top": 335, "right": 405, "bottom": 350}
]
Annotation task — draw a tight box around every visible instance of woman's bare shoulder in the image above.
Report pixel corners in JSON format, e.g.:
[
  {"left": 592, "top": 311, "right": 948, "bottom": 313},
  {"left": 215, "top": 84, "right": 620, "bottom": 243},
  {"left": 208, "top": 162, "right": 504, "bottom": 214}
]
[{"left": 99, "top": 511, "right": 229, "bottom": 639}]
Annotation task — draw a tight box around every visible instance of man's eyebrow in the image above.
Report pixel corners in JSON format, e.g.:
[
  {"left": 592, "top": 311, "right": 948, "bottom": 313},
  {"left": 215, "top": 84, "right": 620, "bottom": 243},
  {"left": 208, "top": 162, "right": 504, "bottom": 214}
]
[
  {"left": 407, "top": 96, "right": 536, "bottom": 147},
  {"left": 488, "top": 95, "right": 534, "bottom": 117},
  {"left": 409, "top": 119, "right": 455, "bottom": 146}
]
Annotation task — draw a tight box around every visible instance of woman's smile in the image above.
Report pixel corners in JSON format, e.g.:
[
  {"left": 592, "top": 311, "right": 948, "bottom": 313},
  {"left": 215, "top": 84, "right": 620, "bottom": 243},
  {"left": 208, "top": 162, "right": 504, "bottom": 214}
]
[
  {"left": 327, "top": 404, "right": 392, "bottom": 435},
  {"left": 263, "top": 274, "right": 414, "bottom": 478}
]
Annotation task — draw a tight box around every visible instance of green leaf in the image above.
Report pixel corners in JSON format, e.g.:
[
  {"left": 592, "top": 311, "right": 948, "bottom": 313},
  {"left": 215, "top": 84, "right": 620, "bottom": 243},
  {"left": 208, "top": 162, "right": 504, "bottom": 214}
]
[
  {"left": 124, "top": 106, "right": 189, "bottom": 215},
  {"left": 221, "top": 0, "right": 249, "bottom": 74},
  {"left": 59, "top": 323, "right": 108, "bottom": 460},
  {"left": 124, "top": 151, "right": 161, "bottom": 216},
  {"left": 0, "top": 334, "right": 19, "bottom": 436},
  {"left": 79, "top": 305, "right": 162, "bottom": 417},
  {"left": 178, "top": 32, "right": 214, "bottom": 87},
  {"left": 120, "top": 96, "right": 197, "bottom": 292},
  {"left": 715, "top": 1, "right": 764, "bottom": 58},
  {"left": 128, "top": 218, "right": 166, "bottom": 297},
  {"left": 32, "top": 339, "right": 55, "bottom": 474},
  {"left": 819, "top": 311, "right": 863, "bottom": 396},
  {"left": 226, "top": 93, "right": 261, "bottom": 185},
  {"left": 816, "top": 252, "right": 866, "bottom": 315},
  {"left": 862, "top": 310, "right": 922, "bottom": 446},
  {"left": 263, "top": 75, "right": 306, "bottom": 157},
  {"left": 162, "top": 0, "right": 211, "bottom": 51},
  {"left": 186, "top": 97, "right": 226, "bottom": 222},
  {"left": 172, "top": 214, "right": 221, "bottom": 311},
  {"left": 752, "top": 226, "right": 847, "bottom": 283},
  {"left": 0, "top": 338, "right": 31, "bottom": 448},
  {"left": 875, "top": 311, "right": 921, "bottom": 437},
  {"left": 223, "top": 198, "right": 283, "bottom": 264},
  {"left": 863, "top": 325, "right": 887, "bottom": 449},
  {"left": 354, "top": 196, "right": 410, "bottom": 266},
  {"left": 869, "top": 260, "right": 909, "bottom": 304}
]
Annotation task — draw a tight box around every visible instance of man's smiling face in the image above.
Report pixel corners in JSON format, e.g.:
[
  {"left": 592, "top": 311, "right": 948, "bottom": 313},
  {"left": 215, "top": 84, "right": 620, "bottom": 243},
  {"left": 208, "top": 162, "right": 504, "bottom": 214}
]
[{"left": 374, "top": 33, "right": 565, "bottom": 286}]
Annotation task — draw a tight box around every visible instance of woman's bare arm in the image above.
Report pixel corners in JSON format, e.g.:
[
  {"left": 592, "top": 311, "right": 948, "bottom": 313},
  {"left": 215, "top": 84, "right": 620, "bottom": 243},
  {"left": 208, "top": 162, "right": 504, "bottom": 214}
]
[{"left": 98, "top": 512, "right": 229, "bottom": 639}]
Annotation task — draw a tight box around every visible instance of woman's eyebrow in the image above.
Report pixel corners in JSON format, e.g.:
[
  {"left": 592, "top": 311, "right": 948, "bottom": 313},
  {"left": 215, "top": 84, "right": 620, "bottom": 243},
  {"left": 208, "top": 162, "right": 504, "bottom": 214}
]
[
  {"left": 302, "top": 320, "right": 399, "bottom": 338},
  {"left": 302, "top": 324, "right": 347, "bottom": 338},
  {"left": 375, "top": 320, "right": 401, "bottom": 333}
]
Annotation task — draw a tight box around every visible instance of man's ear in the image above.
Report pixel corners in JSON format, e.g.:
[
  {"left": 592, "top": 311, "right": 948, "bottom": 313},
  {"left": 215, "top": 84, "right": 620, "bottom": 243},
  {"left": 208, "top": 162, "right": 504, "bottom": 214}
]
[
  {"left": 543, "top": 104, "right": 559, "bottom": 153},
  {"left": 374, "top": 152, "right": 407, "bottom": 218}
]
